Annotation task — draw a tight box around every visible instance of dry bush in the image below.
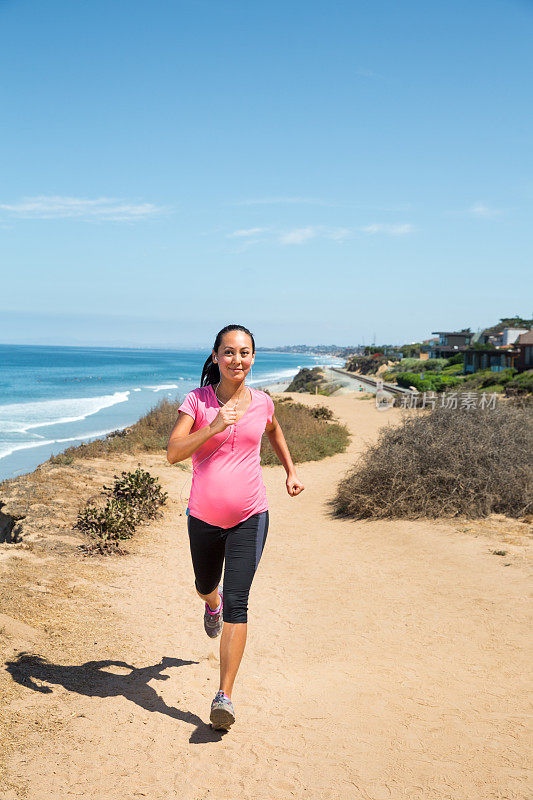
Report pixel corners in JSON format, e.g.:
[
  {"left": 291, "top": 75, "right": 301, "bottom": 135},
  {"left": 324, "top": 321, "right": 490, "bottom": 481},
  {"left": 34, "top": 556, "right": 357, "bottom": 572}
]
[{"left": 331, "top": 403, "right": 533, "bottom": 520}]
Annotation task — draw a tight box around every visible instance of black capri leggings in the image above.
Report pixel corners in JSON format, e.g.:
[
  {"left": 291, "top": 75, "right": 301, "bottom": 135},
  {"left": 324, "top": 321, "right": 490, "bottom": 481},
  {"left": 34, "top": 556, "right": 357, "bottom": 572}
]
[{"left": 187, "top": 510, "right": 269, "bottom": 624}]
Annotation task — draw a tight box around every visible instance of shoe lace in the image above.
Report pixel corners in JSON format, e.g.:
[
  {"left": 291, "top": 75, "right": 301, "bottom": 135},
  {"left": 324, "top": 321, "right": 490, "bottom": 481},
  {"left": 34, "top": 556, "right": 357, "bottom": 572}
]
[{"left": 214, "top": 690, "right": 232, "bottom": 705}]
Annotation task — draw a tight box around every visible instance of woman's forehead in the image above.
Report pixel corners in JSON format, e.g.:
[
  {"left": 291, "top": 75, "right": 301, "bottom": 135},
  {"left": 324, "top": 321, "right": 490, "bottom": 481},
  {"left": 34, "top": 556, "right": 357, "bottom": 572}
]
[{"left": 218, "top": 332, "right": 253, "bottom": 349}]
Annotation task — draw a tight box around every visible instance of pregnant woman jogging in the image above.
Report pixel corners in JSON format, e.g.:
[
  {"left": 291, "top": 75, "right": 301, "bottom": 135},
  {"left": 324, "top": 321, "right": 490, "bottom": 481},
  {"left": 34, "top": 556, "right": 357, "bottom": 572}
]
[{"left": 167, "top": 324, "right": 304, "bottom": 731}]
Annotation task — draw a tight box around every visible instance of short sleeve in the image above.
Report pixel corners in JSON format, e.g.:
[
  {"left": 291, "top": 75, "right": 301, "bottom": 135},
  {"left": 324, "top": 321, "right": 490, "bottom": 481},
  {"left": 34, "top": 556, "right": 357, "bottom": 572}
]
[
  {"left": 266, "top": 393, "right": 275, "bottom": 424},
  {"left": 178, "top": 389, "right": 198, "bottom": 421}
]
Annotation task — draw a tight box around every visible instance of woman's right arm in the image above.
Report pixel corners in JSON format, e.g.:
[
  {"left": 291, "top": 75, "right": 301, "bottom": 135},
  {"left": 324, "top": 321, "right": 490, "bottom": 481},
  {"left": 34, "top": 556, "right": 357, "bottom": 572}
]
[{"left": 166, "top": 405, "right": 237, "bottom": 464}]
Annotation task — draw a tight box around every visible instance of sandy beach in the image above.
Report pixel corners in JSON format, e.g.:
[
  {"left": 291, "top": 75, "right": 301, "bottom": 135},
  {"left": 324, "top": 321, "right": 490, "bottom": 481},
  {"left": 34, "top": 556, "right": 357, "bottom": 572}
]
[{"left": 1, "top": 391, "right": 531, "bottom": 800}]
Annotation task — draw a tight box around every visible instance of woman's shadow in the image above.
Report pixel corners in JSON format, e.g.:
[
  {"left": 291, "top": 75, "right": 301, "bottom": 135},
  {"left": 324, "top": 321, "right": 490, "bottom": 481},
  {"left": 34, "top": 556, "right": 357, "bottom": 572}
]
[{"left": 5, "top": 652, "right": 224, "bottom": 742}]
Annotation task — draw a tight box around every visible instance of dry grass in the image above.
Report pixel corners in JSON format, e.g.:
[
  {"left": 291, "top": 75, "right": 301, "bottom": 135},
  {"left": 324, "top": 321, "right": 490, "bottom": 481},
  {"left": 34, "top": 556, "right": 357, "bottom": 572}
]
[
  {"left": 331, "top": 403, "right": 533, "bottom": 520},
  {"left": 260, "top": 398, "right": 349, "bottom": 465}
]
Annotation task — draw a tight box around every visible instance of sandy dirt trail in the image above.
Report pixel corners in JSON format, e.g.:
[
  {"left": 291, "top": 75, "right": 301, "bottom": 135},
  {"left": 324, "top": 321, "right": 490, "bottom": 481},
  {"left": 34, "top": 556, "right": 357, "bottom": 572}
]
[{"left": 1, "top": 394, "right": 531, "bottom": 800}]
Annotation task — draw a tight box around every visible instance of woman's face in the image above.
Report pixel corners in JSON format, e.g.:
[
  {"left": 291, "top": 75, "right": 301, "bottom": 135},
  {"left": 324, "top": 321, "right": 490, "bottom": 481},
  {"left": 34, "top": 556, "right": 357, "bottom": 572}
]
[{"left": 213, "top": 330, "right": 255, "bottom": 384}]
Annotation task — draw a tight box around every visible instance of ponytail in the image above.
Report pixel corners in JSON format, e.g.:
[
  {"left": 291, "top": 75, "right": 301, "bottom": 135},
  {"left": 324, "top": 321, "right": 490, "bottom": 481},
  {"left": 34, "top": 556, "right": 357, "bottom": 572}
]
[
  {"left": 200, "top": 323, "right": 255, "bottom": 387},
  {"left": 200, "top": 355, "right": 220, "bottom": 387}
]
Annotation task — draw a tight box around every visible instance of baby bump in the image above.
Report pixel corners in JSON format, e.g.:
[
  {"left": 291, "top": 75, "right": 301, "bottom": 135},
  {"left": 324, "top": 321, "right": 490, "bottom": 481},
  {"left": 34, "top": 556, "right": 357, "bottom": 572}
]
[{"left": 192, "top": 460, "right": 267, "bottom": 528}]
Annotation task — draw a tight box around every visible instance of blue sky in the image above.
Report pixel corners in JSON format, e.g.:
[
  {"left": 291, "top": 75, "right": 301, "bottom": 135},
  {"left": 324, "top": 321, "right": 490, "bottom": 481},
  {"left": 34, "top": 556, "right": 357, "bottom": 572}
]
[{"left": 1, "top": 0, "right": 531, "bottom": 348}]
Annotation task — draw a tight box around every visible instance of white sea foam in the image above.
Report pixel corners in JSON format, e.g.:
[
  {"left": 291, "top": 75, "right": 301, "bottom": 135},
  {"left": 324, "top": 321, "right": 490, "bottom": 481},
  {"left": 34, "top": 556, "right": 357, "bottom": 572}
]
[
  {"left": 0, "top": 391, "right": 130, "bottom": 434},
  {"left": 248, "top": 368, "right": 302, "bottom": 386},
  {"left": 0, "top": 428, "right": 120, "bottom": 459},
  {"left": 144, "top": 383, "right": 180, "bottom": 392}
]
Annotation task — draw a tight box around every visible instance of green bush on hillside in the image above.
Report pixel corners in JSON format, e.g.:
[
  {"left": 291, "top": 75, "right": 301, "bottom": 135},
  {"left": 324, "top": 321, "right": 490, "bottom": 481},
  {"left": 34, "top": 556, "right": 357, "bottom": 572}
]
[
  {"left": 389, "top": 358, "right": 448, "bottom": 374},
  {"left": 395, "top": 372, "right": 433, "bottom": 391},
  {"left": 431, "top": 374, "right": 462, "bottom": 392},
  {"left": 505, "top": 370, "right": 533, "bottom": 395},
  {"left": 441, "top": 363, "right": 464, "bottom": 376},
  {"left": 76, "top": 466, "right": 168, "bottom": 555},
  {"left": 446, "top": 353, "right": 465, "bottom": 366},
  {"left": 395, "top": 371, "right": 464, "bottom": 393}
]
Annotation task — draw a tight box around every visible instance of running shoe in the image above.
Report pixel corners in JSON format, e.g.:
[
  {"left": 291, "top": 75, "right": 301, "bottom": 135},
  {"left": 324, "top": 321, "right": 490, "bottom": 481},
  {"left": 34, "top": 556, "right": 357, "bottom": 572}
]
[
  {"left": 210, "top": 690, "right": 235, "bottom": 730},
  {"left": 204, "top": 588, "right": 223, "bottom": 638}
]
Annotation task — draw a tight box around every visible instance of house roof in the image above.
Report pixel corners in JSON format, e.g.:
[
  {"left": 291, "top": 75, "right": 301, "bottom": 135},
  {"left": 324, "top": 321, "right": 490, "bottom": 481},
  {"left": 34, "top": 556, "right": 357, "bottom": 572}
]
[
  {"left": 517, "top": 330, "right": 533, "bottom": 345},
  {"left": 431, "top": 331, "right": 472, "bottom": 336}
]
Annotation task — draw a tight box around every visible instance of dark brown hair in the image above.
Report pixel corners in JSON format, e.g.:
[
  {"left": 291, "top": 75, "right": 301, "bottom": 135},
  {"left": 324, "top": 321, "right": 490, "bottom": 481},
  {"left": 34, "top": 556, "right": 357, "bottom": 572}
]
[{"left": 200, "top": 324, "right": 255, "bottom": 387}]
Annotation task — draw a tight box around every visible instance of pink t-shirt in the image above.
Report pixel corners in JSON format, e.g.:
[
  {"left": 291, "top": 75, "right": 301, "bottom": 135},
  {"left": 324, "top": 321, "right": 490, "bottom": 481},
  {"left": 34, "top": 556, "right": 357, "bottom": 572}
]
[{"left": 178, "top": 384, "right": 275, "bottom": 528}]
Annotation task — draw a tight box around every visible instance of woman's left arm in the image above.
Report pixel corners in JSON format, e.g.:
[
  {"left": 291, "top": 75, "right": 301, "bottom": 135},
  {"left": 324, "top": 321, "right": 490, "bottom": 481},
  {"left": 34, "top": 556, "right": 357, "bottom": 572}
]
[{"left": 264, "top": 415, "right": 305, "bottom": 497}]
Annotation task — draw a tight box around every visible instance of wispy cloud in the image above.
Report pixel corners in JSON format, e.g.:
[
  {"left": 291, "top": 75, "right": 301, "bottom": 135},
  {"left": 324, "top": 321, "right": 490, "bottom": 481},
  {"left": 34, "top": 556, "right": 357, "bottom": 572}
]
[
  {"left": 467, "top": 203, "right": 502, "bottom": 219},
  {"left": 279, "top": 226, "right": 318, "bottom": 245},
  {"left": 227, "top": 227, "right": 269, "bottom": 238},
  {"left": 279, "top": 226, "right": 353, "bottom": 245},
  {"left": 0, "top": 195, "right": 167, "bottom": 221},
  {"left": 358, "top": 223, "right": 415, "bottom": 235},
  {"left": 228, "top": 196, "right": 333, "bottom": 207},
  {"left": 326, "top": 227, "right": 352, "bottom": 242},
  {"left": 355, "top": 68, "right": 377, "bottom": 78},
  {"left": 227, "top": 222, "right": 413, "bottom": 249}
]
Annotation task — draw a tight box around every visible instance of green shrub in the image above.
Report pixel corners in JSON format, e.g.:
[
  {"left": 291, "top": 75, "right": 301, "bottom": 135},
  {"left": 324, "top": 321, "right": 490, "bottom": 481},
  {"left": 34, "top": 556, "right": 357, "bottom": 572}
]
[
  {"left": 391, "top": 358, "right": 447, "bottom": 374},
  {"left": 446, "top": 354, "right": 465, "bottom": 366},
  {"left": 481, "top": 368, "right": 517, "bottom": 387},
  {"left": 76, "top": 466, "right": 168, "bottom": 555},
  {"left": 396, "top": 370, "right": 466, "bottom": 393},
  {"left": 431, "top": 374, "right": 462, "bottom": 392},
  {"left": 103, "top": 466, "right": 167, "bottom": 516},
  {"left": 76, "top": 498, "right": 138, "bottom": 547},
  {"left": 441, "top": 363, "right": 464, "bottom": 376},
  {"left": 395, "top": 372, "right": 433, "bottom": 392},
  {"left": 505, "top": 370, "right": 533, "bottom": 395},
  {"left": 419, "top": 359, "right": 449, "bottom": 372}
]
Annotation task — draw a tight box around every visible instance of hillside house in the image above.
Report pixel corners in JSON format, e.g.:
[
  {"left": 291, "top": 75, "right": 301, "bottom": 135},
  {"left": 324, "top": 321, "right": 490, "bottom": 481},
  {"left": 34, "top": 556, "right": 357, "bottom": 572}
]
[
  {"left": 516, "top": 330, "right": 533, "bottom": 372},
  {"left": 463, "top": 347, "right": 519, "bottom": 374},
  {"left": 430, "top": 331, "right": 473, "bottom": 359},
  {"left": 478, "top": 327, "right": 528, "bottom": 347}
]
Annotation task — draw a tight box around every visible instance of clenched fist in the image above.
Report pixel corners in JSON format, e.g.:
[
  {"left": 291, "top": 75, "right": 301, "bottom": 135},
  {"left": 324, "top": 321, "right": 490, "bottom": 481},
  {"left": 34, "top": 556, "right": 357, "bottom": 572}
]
[{"left": 209, "top": 403, "right": 238, "bottom": 434}]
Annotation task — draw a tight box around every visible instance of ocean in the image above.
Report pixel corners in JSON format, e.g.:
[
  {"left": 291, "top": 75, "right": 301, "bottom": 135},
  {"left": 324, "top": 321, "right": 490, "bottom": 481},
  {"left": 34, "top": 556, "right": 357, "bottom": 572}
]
[{"left": 0, "top": 344, "right": 342, "bottom": 482}]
